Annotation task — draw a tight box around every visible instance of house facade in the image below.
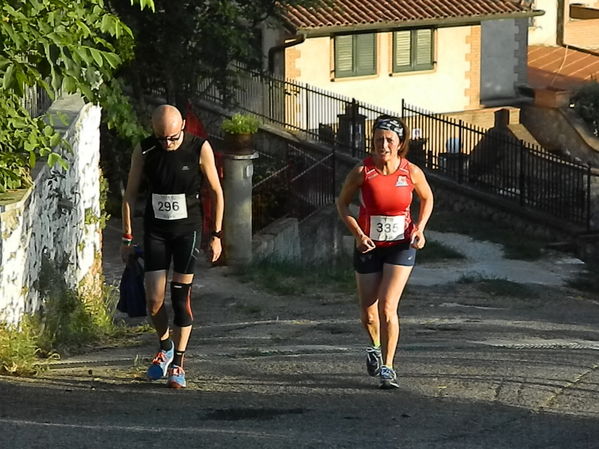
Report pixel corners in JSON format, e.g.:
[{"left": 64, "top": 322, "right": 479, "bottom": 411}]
[
  {"left": 263, "top": 0, "right": 543, "bottom": 114},
  {"left": 527, "top": 0, "right": 599, "bottom": 90},
  {"left": 529, "top": 0, "right": 599, "bottom": 49}
]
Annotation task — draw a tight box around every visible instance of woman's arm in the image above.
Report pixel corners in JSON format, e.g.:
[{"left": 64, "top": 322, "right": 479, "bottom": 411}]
[
  {"left": 336, "top": 165, "right": 375, "bottom": 253},
  {"left": 409, "top": 164, "right": 434, "bottom": 249}
]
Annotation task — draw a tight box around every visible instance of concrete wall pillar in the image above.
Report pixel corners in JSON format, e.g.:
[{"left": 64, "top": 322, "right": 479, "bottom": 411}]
[{"left": 222, "top": 152, "right": 259, "bottom": 267}]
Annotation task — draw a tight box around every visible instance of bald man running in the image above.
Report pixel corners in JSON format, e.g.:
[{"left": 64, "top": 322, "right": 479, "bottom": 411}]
[{"left": 121, "top": 104, "right": 224, "bottom": 388}]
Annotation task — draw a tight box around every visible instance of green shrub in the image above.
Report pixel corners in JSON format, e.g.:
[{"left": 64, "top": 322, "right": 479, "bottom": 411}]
[
  {"left": 0, "top": 318, "right": 46, "bottom": 376},
  {"left": 221, "top": 113, "right": 260, "bottom": 135},
  {"left": 571, "top": 82, "right": 599, "bottom": 136}
]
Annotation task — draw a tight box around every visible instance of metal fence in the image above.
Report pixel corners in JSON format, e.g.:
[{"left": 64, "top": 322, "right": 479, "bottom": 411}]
[
  {"left": 197, "top": 68, "right": 596, "bottom": 230},
  {"left": 252, "top": 140, "right": 335, "bottom": 233},
  {"left": 401, "top": 101, "right": 593, "bottom": 227}
]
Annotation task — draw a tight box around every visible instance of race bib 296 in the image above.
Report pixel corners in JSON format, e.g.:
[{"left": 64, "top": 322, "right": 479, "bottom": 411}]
[{"left": 152, "top": 193, "right": 188, "bottom": 220}]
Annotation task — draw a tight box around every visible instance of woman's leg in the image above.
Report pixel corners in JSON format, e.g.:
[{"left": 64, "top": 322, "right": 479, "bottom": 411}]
[
  {"left": 377, "top": 264, "right": 413, "bottom": 368},
  {"left": 355, "top": 271, "right": 382, "bottom": 346}
]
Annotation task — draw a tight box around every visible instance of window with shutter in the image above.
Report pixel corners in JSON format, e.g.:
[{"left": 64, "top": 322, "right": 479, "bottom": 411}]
[
  {"left": 334, "top": 33, "right": 376, "bottom": 78},
  {"left": 392, "top": 28, "right": 434, "bottom": 73}
]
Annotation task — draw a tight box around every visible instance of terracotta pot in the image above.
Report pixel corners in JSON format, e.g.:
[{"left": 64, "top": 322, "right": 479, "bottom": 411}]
[{"left": 223, "top": 133, "right": 255, "bottom": 155}]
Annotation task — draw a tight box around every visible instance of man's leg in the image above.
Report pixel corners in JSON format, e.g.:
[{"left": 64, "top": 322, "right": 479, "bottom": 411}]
[
  {"left": 165, "top": 231, "right": 200, "bottom": 388},
  {"left": 171, "top": 272, "right": 194, "bottom": 358},
  {"left": 145, "top": 270, "right": 174, "bottom": 380}
]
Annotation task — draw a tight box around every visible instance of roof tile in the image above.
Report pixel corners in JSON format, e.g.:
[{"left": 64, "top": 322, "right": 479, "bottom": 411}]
[{"left": 284, "top": 0, "right": 535, "bottom": 31}]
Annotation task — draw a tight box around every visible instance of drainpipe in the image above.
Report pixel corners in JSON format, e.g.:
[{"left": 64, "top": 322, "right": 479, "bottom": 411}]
[
  {"left": 268, "top": 34, "right": 306, "bottom": 74},
  {"left": 556, "top": 0, "right": 565, "bottom": 46}
]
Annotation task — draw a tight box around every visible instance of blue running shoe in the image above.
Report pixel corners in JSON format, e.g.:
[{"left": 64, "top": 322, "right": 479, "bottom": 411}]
[
  {"left": 379, "top": 365, "right": 399, "bottom": 389},
  {"left": 147, "top": 347, "right": 174, "bottom": 380},
  {"left": 366, "top": 346, "right": 383, "bottom": 377},
  {"left": 167, "top": 365, "right": 186, "bottom": 389}
]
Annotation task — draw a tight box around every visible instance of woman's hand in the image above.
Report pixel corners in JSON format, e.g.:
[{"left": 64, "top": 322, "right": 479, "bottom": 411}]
[
  {"left": 356, "top": 234, "right": 376, "bottom": 253},
  {"left": 410, "top": 228, "right": 426, "bottom": 249}
]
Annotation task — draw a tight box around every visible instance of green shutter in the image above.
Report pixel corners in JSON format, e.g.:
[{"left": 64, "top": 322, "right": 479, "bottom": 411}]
[
  {"left": 355, "top": 33, "right": 375, "bottom": 75},
  {"left": 335, "top": 35, "right": 353, "bottom": 77},
  {"left": 393, "top": 28, "right": 434, "bottom": 72},
  {"left": 394, "top": 31, "right": 411, "bottom": 71},
  {"left": 415, "top": 29, "right": 433, "bottom": 68},
  {"left": 335, "top": 33, "right": 375, "bottom": 77}
]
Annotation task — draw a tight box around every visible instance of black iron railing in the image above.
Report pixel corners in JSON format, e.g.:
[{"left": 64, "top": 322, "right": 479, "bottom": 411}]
[
  {"left": 197, "top": 68, "right": 597, "bottom": 230},
  {"left": 252, "top": 139, "right": 335, "bottom": 233}
]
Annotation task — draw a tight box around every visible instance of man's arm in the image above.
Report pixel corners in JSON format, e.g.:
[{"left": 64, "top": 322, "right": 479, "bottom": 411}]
[
  {"left": 199, "top": 140, "right": 224, "bottom": 262},
  {"left": 121, "top": 145, "right": 144, "bottom": 262}
]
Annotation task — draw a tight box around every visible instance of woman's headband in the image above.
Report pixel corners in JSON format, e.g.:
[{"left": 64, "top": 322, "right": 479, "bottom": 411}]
[{"left": 374, "top": 118, "right": 404, "bottom": 140}]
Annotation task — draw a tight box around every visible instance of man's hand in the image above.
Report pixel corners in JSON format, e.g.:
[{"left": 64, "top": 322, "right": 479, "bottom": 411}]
[
  {"left": 209, "top": 236, "right": 222, "bottom": 263},
  {"left": 120, "top": 245, "right": 134, "bottom": 263}
]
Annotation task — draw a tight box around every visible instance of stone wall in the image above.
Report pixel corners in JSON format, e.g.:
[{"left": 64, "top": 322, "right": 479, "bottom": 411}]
[{"left": 0, "top": 95, "right": 102, "bottom": 325}]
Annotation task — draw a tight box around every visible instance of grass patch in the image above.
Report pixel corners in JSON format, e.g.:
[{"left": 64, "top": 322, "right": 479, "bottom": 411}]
[
  {"left": 457, "top": 273, "right": 538, "bottom": 299},
  {"left": 428, "top": 210, "right": 547, "bottom": 260},
  {"left": 243, "top": 242, "right": 466, "bottom": 295},
  {"left": 0, "top": 257, "right": 151, "bottom": 377},
  {"left": 0, "top": 318, "right": 51, "bottom": 376},
  {"left": 417, "top": 240, "right": 465, "bottom": 263},
  {"left": 240, "top": 258, "right": 355, "bottom": 296}
]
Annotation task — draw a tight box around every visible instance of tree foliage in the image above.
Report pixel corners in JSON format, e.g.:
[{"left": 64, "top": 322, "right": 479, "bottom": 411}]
[
  {"left": 0, "top": 0, "right": 154, "bottom": 192},
  {"left": 108, "top": 0, "right": 317, "bottom": 109}
]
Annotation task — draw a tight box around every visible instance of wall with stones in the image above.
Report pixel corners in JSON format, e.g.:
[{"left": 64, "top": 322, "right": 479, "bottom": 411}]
[{"left": 0, "top": 95, "right": 102, "bottom": 325}]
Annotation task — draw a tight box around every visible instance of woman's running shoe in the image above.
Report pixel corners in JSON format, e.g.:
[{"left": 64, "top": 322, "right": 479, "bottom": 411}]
[
  {"left": 366, "top": 346, "right": 383, "bottom": 376},
  {"left": 379, "top": 365, "right": 399, "bottom": 389}
]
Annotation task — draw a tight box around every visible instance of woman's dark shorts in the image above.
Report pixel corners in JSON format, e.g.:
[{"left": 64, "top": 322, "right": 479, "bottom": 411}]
[
  {"left": 353, "top": 242, "right": 416, "bottom": 274},
  {"left": 143, "top": 229, "right": 200, "bottom": 274}
]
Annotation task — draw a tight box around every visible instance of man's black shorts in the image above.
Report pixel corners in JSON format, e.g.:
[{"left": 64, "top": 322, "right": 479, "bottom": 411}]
[
  {"left": 143, "top": 229, "right": 200, "bottom": 274},
  {"left": 353, "top": 242, "right": 416, "bottom": 274}
]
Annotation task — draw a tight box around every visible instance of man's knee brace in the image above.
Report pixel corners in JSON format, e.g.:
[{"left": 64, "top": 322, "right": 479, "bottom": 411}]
[{"left": 171, "top": 282, "right": 193, "bottom": 327}]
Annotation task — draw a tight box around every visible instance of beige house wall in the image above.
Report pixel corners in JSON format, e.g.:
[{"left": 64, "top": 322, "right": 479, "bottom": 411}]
[
  {"left": 286, "top": 27, "right": 473, "bottom": 114},
  {"left": 529, "top": 0, "right": 559, "bottom": 46}
]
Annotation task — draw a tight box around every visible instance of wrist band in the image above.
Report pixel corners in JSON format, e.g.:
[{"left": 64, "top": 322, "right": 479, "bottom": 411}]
[{"left": 122, "top": 233, "right": 133, "bottom": 246}]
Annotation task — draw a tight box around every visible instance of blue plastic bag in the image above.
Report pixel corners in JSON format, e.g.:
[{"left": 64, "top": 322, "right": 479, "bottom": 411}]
[{"left": 117, "top": 247, "right": 147, "bottom": 317}]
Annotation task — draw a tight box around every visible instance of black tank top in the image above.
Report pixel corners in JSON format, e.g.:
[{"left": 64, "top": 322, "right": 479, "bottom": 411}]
[{"left": 141, "top": 132, "right": 205, "bottom": 233}]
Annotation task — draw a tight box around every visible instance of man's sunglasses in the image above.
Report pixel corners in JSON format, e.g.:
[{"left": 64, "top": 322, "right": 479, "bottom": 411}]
[{"left": 156, "top": 130, "right": 183, "bottom": 143}]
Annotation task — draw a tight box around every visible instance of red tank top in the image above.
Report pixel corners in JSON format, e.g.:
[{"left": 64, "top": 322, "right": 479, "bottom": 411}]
[{"left": 358, "top": 156, "right": 415, "bottom": 247}]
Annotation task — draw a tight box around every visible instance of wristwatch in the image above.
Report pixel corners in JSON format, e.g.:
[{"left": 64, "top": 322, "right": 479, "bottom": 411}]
[{"left": 211, "top": 230, "right": 223, "bottom": 239}]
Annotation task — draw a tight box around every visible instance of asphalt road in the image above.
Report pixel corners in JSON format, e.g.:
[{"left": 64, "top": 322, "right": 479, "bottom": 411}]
[{"left": 1, "top": 224, "right": 598, "bottom": 449}]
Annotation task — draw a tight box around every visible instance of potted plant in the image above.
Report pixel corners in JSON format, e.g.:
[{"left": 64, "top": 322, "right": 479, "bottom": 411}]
[{"left": 220, "top": 113, "right": 261, "bottom": 154}]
